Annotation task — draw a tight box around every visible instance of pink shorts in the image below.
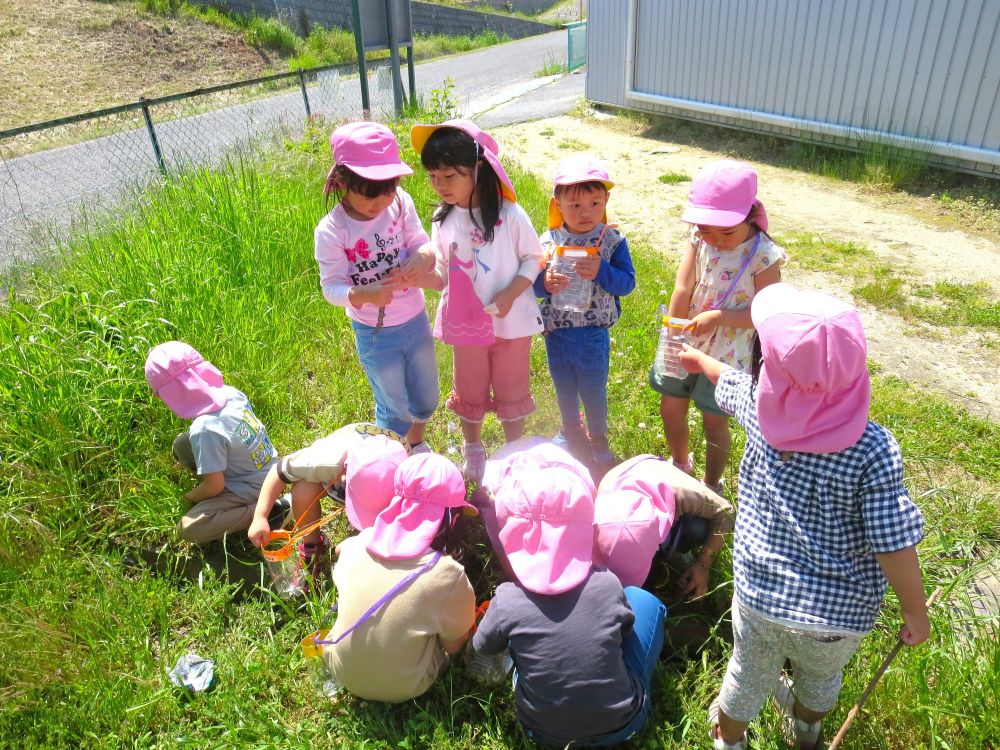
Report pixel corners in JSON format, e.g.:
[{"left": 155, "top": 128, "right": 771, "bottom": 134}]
[{"left": 448, "top": 336, "right": 535, "bottom": 423}]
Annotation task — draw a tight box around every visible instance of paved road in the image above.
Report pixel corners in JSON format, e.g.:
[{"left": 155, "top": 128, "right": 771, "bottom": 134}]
[{"left": 0, "top": 31, "right": 577, "bottom": 268}]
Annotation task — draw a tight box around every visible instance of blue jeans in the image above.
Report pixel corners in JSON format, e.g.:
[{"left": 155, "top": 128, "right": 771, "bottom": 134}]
[
  {"left": 545, "top": 326, "right": 610, "bottom": 436},
  {"left": 351, "top": 312, "right": 439, "bottom": 436},
  {"left": 524, "top": 586, "right": 667, "bottom": 747}
]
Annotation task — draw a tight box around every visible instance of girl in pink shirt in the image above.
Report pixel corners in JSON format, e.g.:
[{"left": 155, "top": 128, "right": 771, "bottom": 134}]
[{"left": 314, "top": 122, "right": 440, "bottom": 452}]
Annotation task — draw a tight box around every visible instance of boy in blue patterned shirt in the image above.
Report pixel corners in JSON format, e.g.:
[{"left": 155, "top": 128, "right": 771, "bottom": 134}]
[
  {"left": 534, "top": 155, "right": 636, "bottom": 478},
  {"left": 679, "top": 284, "right": 929, "bottom": 750}
]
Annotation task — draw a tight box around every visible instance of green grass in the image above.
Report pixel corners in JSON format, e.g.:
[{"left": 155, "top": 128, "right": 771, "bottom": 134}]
[
  {"left": 779, "top": 231, "right": 1000, "bottom": 330},
  {"left": 1, "top": 129, "right": 998, "bottom": 748},
  {"left": 658, "top": 172, "right": 691, "bottom": 185}
]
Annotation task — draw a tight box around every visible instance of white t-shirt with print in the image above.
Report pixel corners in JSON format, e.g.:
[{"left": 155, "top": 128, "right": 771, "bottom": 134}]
[
  {"left": 430, "top": 201, "right": 544, "bottom": 340},
  {"left": 687, "top": 231, "right": 786, "bottom": 371}
]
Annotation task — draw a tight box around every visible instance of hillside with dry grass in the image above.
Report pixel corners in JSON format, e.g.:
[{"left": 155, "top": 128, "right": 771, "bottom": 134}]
[{"left": 0, "top": 0, "right": 275, "bottom": 130}]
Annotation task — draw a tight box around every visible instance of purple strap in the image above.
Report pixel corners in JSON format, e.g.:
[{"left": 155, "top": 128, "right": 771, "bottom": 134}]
[
  {"left": 710, "top": 232, "right": 761, "bottom": 310},
  {"left": 314, "top": 550, "right": 442, "bottom": 647}
]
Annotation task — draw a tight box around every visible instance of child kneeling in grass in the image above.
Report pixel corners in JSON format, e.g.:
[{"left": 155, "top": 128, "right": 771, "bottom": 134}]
[
  {"left": 145, "top": 341, "right": 277, "bottom": 544},
  {"left": 320, "top": 453, "right": 477, "bottom": 703},
  {"left": 469, "top": 443, "right": 667, "bottom": 747},
  {"left": 680, "top": 284, "right": 929, "bottom": 750}
]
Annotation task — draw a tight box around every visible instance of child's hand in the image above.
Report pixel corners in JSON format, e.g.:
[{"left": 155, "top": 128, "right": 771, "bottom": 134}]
[
  {"left": 678, "top": 344, "right": 704, "bottom": 373},
  {"left": 899, "top": 608, "right": 931, "bottom": 646},
  {"left": 574, "top": 255, "right": 601, "bottom": 281},
  {"left": 688, "top": 309, "right": 723, "bottom": 336},
  {"left": 490, "top": 287, "right": 519, "bottom": 318},
  {"left": 678, "top": 561, "right": 710, "bottom": 599},
  {"left": 396, "top": 247, "right": 435, "bottom": 284},
  {"left": 247, "top": 517, "right": 270, "bottom": 548},
  {"left": 544, "top": 266, "right": 569, "bottom": 294},
  {"left": 348, "top": 281, "right": 395, "bottom": 309}
]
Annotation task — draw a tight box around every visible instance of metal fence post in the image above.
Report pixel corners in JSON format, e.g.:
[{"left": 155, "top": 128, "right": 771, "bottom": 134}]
[
  {"left": 297, "top": 69, "right": 312, "bottom": 118},
  {"left": 139, "top": 97, "right": 167, "bottom": 177}
]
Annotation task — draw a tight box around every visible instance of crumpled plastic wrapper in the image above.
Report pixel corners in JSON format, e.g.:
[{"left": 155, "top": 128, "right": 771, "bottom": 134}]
[{"left": 167, "top": 653, "right": 215, "bottom": 694}]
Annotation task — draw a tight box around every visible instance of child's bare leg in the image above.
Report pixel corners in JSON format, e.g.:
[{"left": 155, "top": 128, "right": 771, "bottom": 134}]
[
  {"left": 702, "top": 412, "right": 731, "bottom": 488},
  {"left": 291, "top": 481, "right": 324, "bottom": 544},
  {"left": 460, "top": 418, "right": 482, "bottom": 445},
  {"left": 717, "top": 709, "right": 749, "bottom": 746},
  {"left": 794, "top": 701, "right": 827, "bottom": 725},
  {"left": 659, "top": 395, "right": 691, "bottom": 463},
  {"left": 405, "top": 421, "right": 426, "bottom": 446},
  {"left": 501, "top": 417, "right": 525, "bottom": 443}
]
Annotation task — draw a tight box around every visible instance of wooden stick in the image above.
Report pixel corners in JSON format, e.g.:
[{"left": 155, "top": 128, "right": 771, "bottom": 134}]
[{"left": 826, "top": 586, "right": 943, "bottom": 750}]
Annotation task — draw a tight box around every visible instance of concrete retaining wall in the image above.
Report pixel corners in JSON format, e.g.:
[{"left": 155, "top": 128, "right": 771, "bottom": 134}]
[{"left": 196, "top": 1, "right": 553, "bottom": 39}]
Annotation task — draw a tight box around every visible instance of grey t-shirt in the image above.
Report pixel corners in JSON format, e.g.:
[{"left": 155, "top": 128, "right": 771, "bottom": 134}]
[
  {"left": 188, "top": 386, "right": 277, "bottom": 501},
  {"left": 472, "top": 569, "right": 642, "bottom": 745}
]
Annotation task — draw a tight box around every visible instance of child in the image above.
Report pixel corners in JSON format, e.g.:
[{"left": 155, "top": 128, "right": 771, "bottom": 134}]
[
  {"left": 406, "top": 119, "right": 544, "bottom": 484},
  {"left": 247, "top": 424, "right": 409, "bottom": 592},
  {"left": 469, "top": 446, "right": 667, "bottom": 747},
  {"left": 321, "top": 453, "right": 477, "bottom": 703},
  {"left": 315, "top": 121, "right": 440, "bottom": 453},
  {"left": 651, "top": 159, "right": 785, "bottom": 494},
  {"left": 534, "top": 155, "right": 635, "bottom": 476},
  {"left": 593, "top": 454, "right": 735, "bottom": 598},
  {"left": 679, "top": 284, "right": 929, "bottom": 750},
  {"left": 144, "top": 341, "right": 277, "bottom": 544}
]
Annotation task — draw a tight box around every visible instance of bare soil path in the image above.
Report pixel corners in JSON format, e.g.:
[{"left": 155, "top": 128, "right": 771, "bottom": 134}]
[{"left": 496, "top": 114, "right": 1000, "bottom": 422}]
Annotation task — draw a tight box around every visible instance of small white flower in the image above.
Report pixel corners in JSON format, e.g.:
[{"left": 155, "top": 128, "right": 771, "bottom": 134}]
[
  {"left": 660, "top": 289, "right": 668, "bottom": 295},
  {"left": 447, "top": 445, "right": 458, "bottom": 455},
  {"left": 637, "top": 422, "right": 647, "bottom": 429}
]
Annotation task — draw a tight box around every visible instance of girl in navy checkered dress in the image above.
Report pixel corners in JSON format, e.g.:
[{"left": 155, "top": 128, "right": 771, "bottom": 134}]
[{"left": 679, "top": 284, "right": 929, "bottom": 750}]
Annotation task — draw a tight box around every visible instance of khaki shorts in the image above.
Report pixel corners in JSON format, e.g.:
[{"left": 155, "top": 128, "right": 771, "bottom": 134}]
[{"left": 648, "top": 369, "right": 727, "bottom": 417}]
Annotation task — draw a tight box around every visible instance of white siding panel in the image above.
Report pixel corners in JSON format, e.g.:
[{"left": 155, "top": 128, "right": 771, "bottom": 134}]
[{"left": 589, "top": 0, "right": 1000, "bottom": 176}]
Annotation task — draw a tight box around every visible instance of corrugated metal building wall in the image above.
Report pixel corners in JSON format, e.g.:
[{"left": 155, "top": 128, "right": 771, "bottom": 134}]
[{"left": 586, "top": 0, "right": 1000, "bottom": 177}]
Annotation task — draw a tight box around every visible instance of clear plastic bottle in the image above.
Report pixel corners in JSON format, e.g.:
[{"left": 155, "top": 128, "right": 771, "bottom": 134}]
[
  {"left": 261, "top": 530, "right": 302, "bottom": 597},
  {"left": 653, "top": 316, "right": 690, "bottom": 379},
  {"left": 550, "top": 246, "right": 595, "bottom": 313},
  {"left": 301, "top": 631, "right": 342, "bottom": 698}
]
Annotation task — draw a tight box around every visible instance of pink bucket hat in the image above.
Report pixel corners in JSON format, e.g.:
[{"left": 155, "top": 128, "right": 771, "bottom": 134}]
[
  {"left": 681, "top": 159, "right": 768, "bottom": 231},
  {"left": 751, "top": 283, "right": 871, "bottom": 454},
  {"left": 592, "top": 455, "right": 677, "bottom": 588},
  {"left": 410, "top": 118, "right": 517, "bottom": 202},
  {"left": 492, "top": 446, "right": 597, "bottom": 595},
  {"left": 548, "top": 154, "right": 614, "bottom": 230},
  {"left": 144, "top": 341, "right": 228, "bottom": 419},
  {"left": 344, "top": 436, "right": 409, "bottom": 531},
  {"left": 367, "top": 453, "right": 476, "bottom": 560},
  {"left": 330, "top": 121, "right": 413, "bottom": 181}
]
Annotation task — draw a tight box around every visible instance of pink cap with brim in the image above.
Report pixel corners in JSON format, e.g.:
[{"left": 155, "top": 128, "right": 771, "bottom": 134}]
[
  {"left": 410, "top": 119, "right": 517, "bottom": 202},
  {"left": 592, "top": 455, "right": 676, "bottom": 588},
  {"left": 548, "top": 154, "right": 614, "bottom": 230},
  {"left": 366, "top": 453, "right": 476, "bottom": 560},
  {"left": 330, "top": 121, "right": 413, "bottom": 181},
  {"left": 751, "top": 284, "right": 871, "bottom": 454},
  {"left": 344, "top": 437, "right": 409, "bottom": 531},
  {"left": 680, "top": 159, "right": 768, "bottom": 231},
  {"left": 492, "top": 445, "right": 596, "bottom": 595},
  {"left": 144, "top": 341, "right": 228, "bottom": 419}
]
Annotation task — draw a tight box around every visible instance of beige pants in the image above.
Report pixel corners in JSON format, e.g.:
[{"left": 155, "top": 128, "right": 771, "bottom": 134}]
[{"left": 173, "top": 432, "right": 256, "bottom": 544}]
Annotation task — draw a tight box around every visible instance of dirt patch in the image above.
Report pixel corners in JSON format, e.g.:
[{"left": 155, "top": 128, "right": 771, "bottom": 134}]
[
  {"left": 0, "top": 0, "right": 271, "bottom": 130},
  {"left": 495, "top": 114, "right": 1000, "bottom": 422}
]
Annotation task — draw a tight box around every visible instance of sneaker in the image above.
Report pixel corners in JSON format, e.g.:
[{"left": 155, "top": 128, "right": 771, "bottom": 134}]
[
  {"left": 773, "top": 673, "right": 823, "bottom": 749},
  {"left": 292, "top": 532, "right": 331, "bottom": 595},
  {"left": 267, "top": 494, "right": 292, "bottom": 530},
  {"left": 589, "top": 433, "right": 619, "bottom": 473},
  {"left": 410, "top": 440, "right": 433, "bottom": 455},
  {"left": 705, "top": 480, "right": 726, "bottom": 497},
  {"left": 672, "top": 453, "right": 695, "bottom": 476},
  {"left": 552, "top": 425, "right": 593, "bottom": 464},
  {"left": 462, "top": 442, "right": 487, "bottom": 485},
  {"left": 708, "top": 696, "right": 748, "bottom": 750}
]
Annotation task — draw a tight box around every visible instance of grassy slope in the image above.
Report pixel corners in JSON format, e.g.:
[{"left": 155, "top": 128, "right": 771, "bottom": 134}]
[{"left": 0, "top": 123, "right": 997, "bottom": 747}]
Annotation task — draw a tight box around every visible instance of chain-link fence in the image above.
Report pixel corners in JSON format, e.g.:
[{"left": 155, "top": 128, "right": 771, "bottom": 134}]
[{"left": 0, "top": 63, "right": 398, "bottom": 268}]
